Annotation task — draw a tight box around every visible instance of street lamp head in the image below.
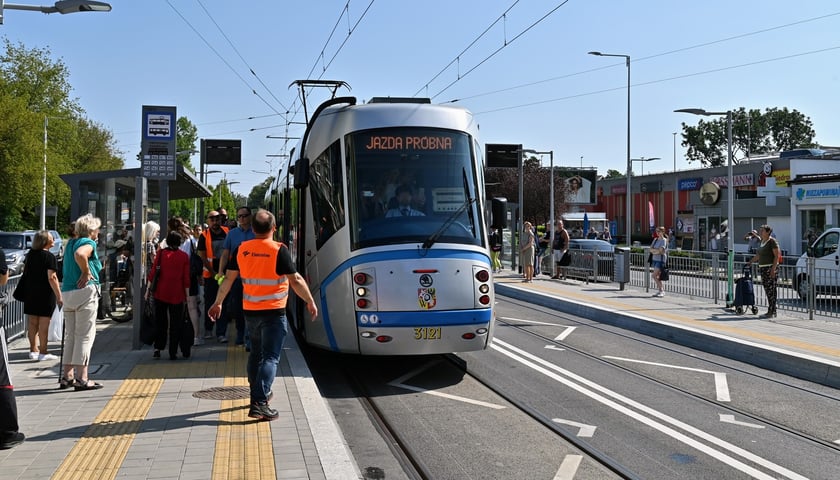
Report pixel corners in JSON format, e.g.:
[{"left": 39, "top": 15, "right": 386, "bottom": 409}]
[
  {"left": 54, "top": 0, "right": 112, "bottom": 13},
  {"left": 674, "top": 108, "right": 708, "bottom": 116},
  {"left": 587, "top": 51, "right": 603, "bottom": 56}
]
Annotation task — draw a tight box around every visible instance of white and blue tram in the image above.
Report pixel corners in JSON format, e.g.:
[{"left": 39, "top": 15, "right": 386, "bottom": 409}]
[{"left": 268, "top": 96, "right": 496, "bottom": 355}]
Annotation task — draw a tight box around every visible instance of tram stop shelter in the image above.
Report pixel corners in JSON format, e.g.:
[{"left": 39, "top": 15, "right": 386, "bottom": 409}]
[{"left": 61, "top": 166, "right": 212, "bottom": 348}]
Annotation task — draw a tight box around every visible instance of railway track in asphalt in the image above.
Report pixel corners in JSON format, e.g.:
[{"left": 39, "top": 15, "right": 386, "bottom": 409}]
[{"left": 482, "top": 296, "right": 840, "bottom": 466}]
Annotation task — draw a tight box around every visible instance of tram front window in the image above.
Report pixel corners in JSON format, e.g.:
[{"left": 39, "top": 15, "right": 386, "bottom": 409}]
[{"left": 348, "top": 127, "right": 482, "bottom": 250}]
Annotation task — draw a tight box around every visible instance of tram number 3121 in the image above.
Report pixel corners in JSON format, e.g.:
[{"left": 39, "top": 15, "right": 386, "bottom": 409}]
[{"left": 414, "top": 327, "right": 442, "bottom": 340}]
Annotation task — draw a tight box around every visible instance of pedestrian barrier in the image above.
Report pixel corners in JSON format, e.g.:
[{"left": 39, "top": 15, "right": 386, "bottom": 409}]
[{"left": 0, "top": 275, "right": 27, "bottom": 342}]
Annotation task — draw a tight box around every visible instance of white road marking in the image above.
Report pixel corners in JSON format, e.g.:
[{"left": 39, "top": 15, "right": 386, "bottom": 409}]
[
  {"left": 553, "top": 455, "right": 583, "bottom": 480},
  {"left": 499, "top": 316, "right": 560, "bottom": 326},
  {"left": 554, "top": 326, "right": 577, "bottom": 341},
  {"left": 492, "top": 338, "right": 807, "bottom": 480},
  {"left": 603, "top": 355, "right": 731, "bottom": 402},
  {"left": 552, "top": 418, "right": 597, "bottom": 437},
  {"left": 545, "top": 345, "right": 566, "bottom": 351},
  {"left": 720, "top": 414, "right": 766, "bottom": 429},
  {"left": 387, "top": 361, "right": 506, "bottom": 410}
]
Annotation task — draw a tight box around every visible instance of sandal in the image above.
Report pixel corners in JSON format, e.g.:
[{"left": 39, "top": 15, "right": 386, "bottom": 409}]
[
  {"left": 59, "top": 377, "right": 74, "bottom": 390},
  {"left": 74, "top": 379, "right": 104, "bottom": 391}
]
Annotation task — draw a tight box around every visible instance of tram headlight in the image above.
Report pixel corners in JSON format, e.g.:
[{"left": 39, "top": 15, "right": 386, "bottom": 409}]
[
  {"left": 478, "top": 284, "right": 490, "bottom": 294},
  {"left": 356, "top": 286, "right": 368, "bottom": 297}
]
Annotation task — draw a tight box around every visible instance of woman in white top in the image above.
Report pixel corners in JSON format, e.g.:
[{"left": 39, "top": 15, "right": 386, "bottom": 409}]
[{"left": 650, "top": 226, "right": 668, "bottom": 297}]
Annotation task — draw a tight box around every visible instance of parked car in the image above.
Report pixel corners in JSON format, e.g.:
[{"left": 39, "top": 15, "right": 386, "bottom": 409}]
[
  {"left": 564, "top": 238, "right": 615, "bottom": 281},
  {"left": 0, "top": 231, "right": 35, "bottom": 276},
  {"left": 794, "top": 227, "right": 840, "bottom": 300},
  {"left": 24, "top": 229, "right": 63, "bottom": 262}
]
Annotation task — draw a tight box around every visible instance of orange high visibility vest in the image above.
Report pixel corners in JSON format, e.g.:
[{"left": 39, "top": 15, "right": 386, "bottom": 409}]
[
  {"left": 201, "top": 226, "right": 229, "bottom": 278},
  {"left": 237, "top": 238, "right": 289, "bottom": 311}
]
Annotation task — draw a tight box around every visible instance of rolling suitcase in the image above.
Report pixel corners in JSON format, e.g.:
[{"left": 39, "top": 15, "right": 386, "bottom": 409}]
[{"left": 734, "top": 264, "right": 759, "bottom": 315}]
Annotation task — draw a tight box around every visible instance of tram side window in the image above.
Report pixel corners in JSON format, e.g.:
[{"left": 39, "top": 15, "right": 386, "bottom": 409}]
[{"left": 309, "top": 141, "right": 345, "bottom": 249}]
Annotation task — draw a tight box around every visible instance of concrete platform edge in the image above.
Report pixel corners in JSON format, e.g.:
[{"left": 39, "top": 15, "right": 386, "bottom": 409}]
[
  {"left": 286, "top": 333, "right": 362, "bottom": 479},
  {"left": 495, "top": 283, "right": 840, "bottom": 389}
]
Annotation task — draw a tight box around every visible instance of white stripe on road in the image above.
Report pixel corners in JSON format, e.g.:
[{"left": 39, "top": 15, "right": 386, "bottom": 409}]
[
  {"left": 553, "top": 455, "right": 583, "bottom": 480},
  {"left": 491, "top": 338, "right": 807, "bottom": 480},
  {"left": 603, "top": 355, "right": 731, "bottom": 402}
]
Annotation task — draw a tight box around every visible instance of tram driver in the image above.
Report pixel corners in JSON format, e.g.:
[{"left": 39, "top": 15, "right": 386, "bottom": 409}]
[{"left": 385, "top": 184, "right": 425, "bottom": 218}]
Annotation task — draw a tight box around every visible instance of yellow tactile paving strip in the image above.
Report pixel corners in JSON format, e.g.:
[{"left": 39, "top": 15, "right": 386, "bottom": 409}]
[
  {"left": 51, "top": 342, "right": 276, "bottom": 480},
  {"left": 499, "top": 278, "right": 840, "bottom": 359},
  {"left": 213, "top": 343, "right": 276, "bottom": 480}
]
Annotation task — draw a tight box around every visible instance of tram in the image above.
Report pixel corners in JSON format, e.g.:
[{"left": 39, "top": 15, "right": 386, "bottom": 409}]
[{"left": 267, "top": 94, "right": 496, "bottom": 355}]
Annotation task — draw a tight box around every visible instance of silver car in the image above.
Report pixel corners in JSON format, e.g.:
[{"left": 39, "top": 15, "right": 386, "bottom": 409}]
[
  {"left": 0, "top": 232, "right": 35, "bottom": 276},
  {"left": 24, "top": 230, "right": 64, "bottom": 262}
]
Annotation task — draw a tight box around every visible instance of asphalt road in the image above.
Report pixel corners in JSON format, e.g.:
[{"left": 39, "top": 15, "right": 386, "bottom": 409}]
[{"left": 313, "top": 295, "right": 840, "bottom": 479}]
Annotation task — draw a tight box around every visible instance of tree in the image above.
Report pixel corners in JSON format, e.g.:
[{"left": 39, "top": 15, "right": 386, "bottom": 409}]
[
  {"left": 167, "top": 116, "right": 201, "bottom": 220},
  {"left": 484, "top": 155, "right": 569, "bottom": 227},
  {"left": 603, "top": 169, "right": 623, "bottom": 179},
  {"left": 248, "top": 176, "right": 275, "bottom": 208},
  {"left": 0, "top": 40, "right": 122, "bottom": 230},
  {"left": 680, "top": 107, "right": 816, "bottom": 167}
]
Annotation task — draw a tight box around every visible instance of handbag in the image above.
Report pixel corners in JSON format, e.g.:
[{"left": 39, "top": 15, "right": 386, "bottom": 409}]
[
  {"left": 48, "top": 306, "right": 63, "bottom": 342},
  {"left": 149, "top": 260, "right": 161, "bottom": 294},
  {"left": 12, "top": 266, "right": 27, "bottom": 302},
  {"left": 140, "top": 298, "right": 156, "bottom": 346},
  {"left": 559, "top": 251, "right": 572, "bottom": 267},
  {"left": 659, "top": 264, "right": 670, "bottom": 282},
  {"left": 179, "top": 307, "right": 194, "bottom": 353}
]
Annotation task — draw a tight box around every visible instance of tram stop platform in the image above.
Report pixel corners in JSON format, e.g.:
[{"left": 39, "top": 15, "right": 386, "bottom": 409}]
[
  {"left": 494, "top": 268, "right": 840, "bottom": 390},
  {"left": 1, "top": 320, "right": 359, "bottom": 480}
]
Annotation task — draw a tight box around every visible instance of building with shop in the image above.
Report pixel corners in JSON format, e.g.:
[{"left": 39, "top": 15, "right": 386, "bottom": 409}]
[{"left": 587, "top": 149, "right": 840, "bottom": 256}]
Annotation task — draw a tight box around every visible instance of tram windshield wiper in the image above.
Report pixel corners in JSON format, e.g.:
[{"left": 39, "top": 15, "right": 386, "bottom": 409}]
[{"left": 421, "top": 168, "right": 475, "bottom": 251}]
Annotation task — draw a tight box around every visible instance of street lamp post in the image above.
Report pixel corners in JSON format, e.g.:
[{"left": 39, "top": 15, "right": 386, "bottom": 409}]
[
  {"left": 675, "top": 108, "right": 734, "bottom": 307},
  {"left": 588, "top": 51, "right": 630, "bottom": 245},
  {"left": 673, "top": 132, "right": 678, "bottom": 228},
  {"left": 1, "top": 0, "right": 111, "bottom": 24}
]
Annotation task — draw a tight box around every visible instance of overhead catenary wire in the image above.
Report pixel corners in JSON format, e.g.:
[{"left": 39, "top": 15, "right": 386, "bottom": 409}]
[
  {"left": 195, "top": 0, "right": 291, "bottom": 116},
  {"left": 448, "top": 10, "right": 840, "bottom": 104},
  {"left": 165, "top": 0, "right": 287, "bottom": 119}
]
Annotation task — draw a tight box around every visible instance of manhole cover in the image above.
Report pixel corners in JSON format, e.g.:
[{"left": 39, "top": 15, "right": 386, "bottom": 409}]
[{"left": 193, "top": 386, "right": 250, "bottom": 400}]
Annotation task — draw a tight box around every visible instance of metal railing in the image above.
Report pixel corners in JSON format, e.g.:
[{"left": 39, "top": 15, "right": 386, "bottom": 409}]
[
  {"left": 523, "top": 247, "right": 840, "bottom": 322},
  {"left": 0, "top": 275, "right": 27, "bottom": 342}
]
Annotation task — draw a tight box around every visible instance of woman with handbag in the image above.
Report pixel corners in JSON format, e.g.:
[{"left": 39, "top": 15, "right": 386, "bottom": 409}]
[
  {"left": 650, "top": 226, "right": 669, "bottom": 298},
  {"left": 145, "top": 230, "right": 190, "bottom": 360},
  {"left": 60, "top": 214, "right": 104, "bottom": 391},
  {"left": 22, "top": 231, "right": 63, "bottom": 361}
]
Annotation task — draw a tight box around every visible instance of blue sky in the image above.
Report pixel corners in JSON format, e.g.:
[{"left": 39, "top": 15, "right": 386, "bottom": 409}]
[{"left": 3, "top": 0, "right": 838, "bottom": 196}]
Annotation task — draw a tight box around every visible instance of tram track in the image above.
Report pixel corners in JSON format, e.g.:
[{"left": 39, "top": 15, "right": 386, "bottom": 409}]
[{"left": 489, "top": 295, "right": 840, "bottom": 456}]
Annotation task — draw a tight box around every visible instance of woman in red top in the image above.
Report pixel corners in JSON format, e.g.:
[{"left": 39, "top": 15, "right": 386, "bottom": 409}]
[{"left": 145, "top": 230, "right": 190, "bottom": 360}]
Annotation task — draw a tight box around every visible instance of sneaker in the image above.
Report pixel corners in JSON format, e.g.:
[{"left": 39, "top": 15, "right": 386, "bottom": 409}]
[
  {"left": 28, "top": 352, "right": 39, "bottom": 360},
  {"left": 194, "top": 337, "right": 204, "bottom": 346},
  {"left": 38, "top": 353, "right": 58, "bottom": 361},
  {"left": 248, "top": 402, "right": 279, "bottom": 421},
  {"left": 0, "top": 431, "right": 25, "bottom": 450},
  {"left": 653, "top": 291, "right": 665, "bottom": 298},
  {"left": 761, "top": 311, "right": 777, "bottom": 319},
  {"left": 218, "top": 336, "right": 228, "bottom": 343}
]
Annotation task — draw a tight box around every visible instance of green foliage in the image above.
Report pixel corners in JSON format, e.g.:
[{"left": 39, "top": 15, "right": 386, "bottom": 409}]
[
  {"left": 484, "top": 155, "right": 569, "bottom": 226},
  {"left": 603, "top": 169, "right": 624, "bottom": 179},
  {"left": 680, "top": 107, "right": 816, "bottom": 167},
  {"left": 0, "top": 39, "right": 123, "bottom": 230},
  {"left": 247, "top": 176, "right": 275, "bottom": 208},
  {"left": 176, "top": 116, "right": 198, "bottom": 173}
]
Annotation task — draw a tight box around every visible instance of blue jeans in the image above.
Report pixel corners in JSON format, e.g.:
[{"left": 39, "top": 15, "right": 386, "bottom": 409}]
[{"left": 246, "top": 313, "right": 288, "bottom": 404}]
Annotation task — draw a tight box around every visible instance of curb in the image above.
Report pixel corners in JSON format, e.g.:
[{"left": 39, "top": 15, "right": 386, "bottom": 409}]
[{"left": 495, "top": 282, "right": 840, "bottom": 389}]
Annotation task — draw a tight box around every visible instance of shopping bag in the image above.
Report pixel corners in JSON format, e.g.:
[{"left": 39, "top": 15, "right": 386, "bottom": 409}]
[
  {"left": 659, "top": 264, "right": 670, "bottom": 282},
  {"left": 48, "top": 306, "right": 63, "bottom": 342}
]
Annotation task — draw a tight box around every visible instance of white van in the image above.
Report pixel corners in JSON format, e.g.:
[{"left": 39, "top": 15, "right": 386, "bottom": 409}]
[{"left": 794, "top": 227, "right": 840, "bottom": 299}]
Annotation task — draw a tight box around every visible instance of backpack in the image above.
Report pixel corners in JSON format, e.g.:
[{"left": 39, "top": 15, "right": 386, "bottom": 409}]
[{"left": 189, "top": 239, "right": 204, "bottom": 279}]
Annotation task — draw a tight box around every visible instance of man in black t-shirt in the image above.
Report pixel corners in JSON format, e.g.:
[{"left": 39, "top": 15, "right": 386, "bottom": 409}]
[{"left": 0, "top": 247, "right": 25, "bottom": 450}]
